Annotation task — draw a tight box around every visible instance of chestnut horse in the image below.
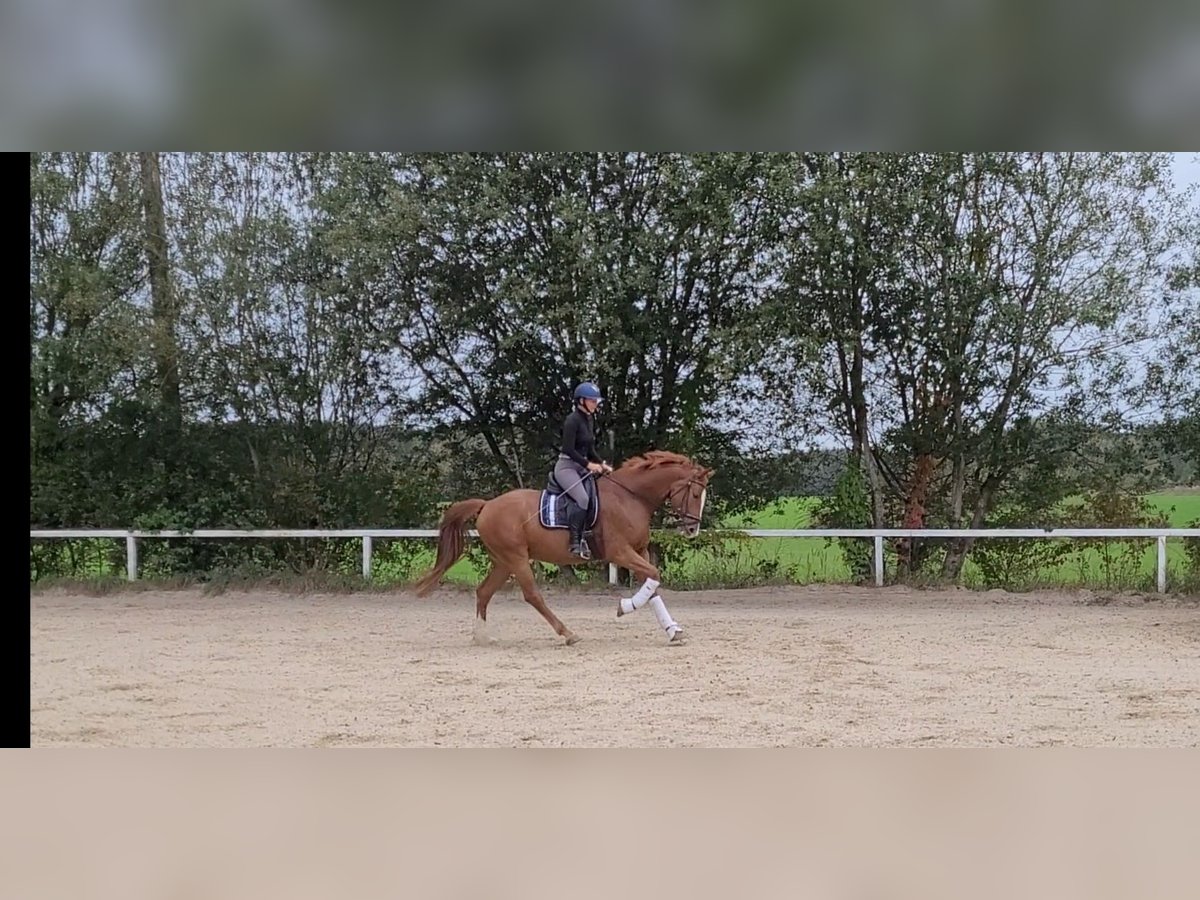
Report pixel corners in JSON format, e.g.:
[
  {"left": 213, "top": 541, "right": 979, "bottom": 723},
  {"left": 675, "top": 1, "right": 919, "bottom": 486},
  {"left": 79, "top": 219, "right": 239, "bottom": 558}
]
[{"left": 414, "top": 451, "right": 714, "bottom": 645}]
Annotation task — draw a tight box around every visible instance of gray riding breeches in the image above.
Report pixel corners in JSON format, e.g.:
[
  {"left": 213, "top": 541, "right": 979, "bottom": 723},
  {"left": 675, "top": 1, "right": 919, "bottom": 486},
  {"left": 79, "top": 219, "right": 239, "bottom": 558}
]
[{"left": 553, "top": 455, "right": 591, "bottom": 509}]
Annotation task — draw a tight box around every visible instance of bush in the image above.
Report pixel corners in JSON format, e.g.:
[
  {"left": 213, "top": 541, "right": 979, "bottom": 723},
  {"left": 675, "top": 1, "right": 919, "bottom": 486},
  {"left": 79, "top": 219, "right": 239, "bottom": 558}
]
[
  {"left": 970, "top": 487, "right": 1171, "bottom": 591},
  {"left": 1061, "top": 489, "right": 1169, "bottom": 591},
  {"left": 813, "top": 464, "right": 873, "bottom": 584},
  {"left": 1184, "top": 517, "right": 1200, "bottom": 586},
  {"left": 648, "top": 529, "right": 771, "bottom": 589},
  {"left": 971, "top": 505, "right": 1073, "bottom": 590}
]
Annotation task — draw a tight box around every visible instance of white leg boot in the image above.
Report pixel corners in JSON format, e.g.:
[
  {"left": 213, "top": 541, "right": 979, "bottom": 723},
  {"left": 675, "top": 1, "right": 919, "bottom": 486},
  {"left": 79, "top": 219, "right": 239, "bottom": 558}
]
[
  {"left": 649, "top": 594, "right": 684, "bottom": 643},
  {"left": 618, "top": 577, "right": 660, "bottom": 617}
]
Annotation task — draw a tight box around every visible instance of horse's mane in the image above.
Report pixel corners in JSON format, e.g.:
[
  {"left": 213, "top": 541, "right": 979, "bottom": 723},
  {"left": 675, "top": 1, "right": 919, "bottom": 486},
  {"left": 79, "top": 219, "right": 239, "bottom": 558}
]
[{"left": 617, "top": 450, "right": 695, "bottom": 472}]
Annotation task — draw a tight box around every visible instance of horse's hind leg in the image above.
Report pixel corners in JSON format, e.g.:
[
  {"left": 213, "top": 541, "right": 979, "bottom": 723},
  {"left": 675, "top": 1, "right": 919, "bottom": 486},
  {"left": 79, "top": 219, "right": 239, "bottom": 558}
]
[
  {"left": 511, "top": 560, "right": 579, "bottom": 646},
  {"left": 470, "top": 561, "right": 510, "bottom": 646},
  {"left": 475, "top": 563, "right": 510, "bottom": 622}
]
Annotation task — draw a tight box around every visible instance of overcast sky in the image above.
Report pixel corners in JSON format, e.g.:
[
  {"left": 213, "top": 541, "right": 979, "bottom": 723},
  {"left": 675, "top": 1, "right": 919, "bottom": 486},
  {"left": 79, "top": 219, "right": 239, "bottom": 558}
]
[{"left": 1170, "top": 152, "right": 1200, "bottom": 199}]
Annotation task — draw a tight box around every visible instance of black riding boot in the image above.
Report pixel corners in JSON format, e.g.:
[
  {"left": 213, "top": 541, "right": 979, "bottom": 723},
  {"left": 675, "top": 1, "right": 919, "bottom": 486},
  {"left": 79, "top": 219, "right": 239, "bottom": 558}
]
[{"left": 568, "top": 502, "right": 591, "bottom": 559}]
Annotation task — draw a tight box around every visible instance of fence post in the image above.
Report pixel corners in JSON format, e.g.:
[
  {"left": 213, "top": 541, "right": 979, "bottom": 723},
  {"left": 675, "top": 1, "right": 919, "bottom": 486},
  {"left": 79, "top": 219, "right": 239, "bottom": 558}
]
[
  {"left": 362, "top": 535, "right": 373, "bottom": 580},
  {"left": 874, "top": 535, "right": 884, "bottom": 588},
  {"left": 1157, "top": 535, "right": 1167, "bottom": 593},
  {"left": 126, "top": 534, "right": 138, "bottom": 582},
  {"left": 608, "top": 563, "right": 618, "bottom": 586}
]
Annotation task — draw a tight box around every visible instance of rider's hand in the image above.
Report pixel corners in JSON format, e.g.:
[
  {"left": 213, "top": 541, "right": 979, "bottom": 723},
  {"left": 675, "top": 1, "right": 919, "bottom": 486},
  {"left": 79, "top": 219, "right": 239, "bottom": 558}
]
[
  {"left": 587, "top": 462, "right": 605, "bottom": 474},
  {"left": 601, "top": 462, "right": 614, "bottom": 474}
]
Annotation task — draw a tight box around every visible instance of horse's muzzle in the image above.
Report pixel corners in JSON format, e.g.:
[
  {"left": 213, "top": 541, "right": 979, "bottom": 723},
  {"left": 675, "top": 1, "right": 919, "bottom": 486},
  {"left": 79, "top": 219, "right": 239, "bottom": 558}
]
[{"left": 680, "top": 522, "right": 701, "bottom": 538}]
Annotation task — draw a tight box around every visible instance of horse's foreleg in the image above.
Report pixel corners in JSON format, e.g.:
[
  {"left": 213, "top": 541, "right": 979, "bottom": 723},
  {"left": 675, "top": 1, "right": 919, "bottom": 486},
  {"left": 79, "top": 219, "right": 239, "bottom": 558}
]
[
  {"left": 609, "top": 547, "right": 683, "bottom": 643},
  {"left": 609, "top": 546, "right": 660, "bottom": 615},
  {"left": 646, "top": 595, "right": 683, "bottom": 643}
]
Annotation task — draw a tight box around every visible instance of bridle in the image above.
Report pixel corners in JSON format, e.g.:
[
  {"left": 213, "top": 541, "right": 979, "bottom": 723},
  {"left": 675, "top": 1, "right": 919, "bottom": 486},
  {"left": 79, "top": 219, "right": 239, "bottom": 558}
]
[{"left": 603, "top": 470, "right": 707, "bottom": 529}]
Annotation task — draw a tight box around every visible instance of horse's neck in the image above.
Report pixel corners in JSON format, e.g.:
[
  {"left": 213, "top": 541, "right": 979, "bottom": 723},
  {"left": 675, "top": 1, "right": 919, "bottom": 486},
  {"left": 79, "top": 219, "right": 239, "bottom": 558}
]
[{"left": 612, "top": 465, "right": 681, "bottom": 507}]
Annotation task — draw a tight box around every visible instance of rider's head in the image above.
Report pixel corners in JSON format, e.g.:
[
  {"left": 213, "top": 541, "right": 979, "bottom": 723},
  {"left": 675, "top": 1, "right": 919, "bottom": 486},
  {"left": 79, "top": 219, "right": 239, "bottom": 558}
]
[{"left": 573, "top": 381, "right": 602, "bottom": 413}]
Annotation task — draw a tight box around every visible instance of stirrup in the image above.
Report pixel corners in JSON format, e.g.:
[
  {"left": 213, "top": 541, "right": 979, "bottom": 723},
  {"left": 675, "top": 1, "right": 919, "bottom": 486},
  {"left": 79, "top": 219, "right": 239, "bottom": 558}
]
[{"left": 571, "top": 538, "right": 591, "bottom": 560}]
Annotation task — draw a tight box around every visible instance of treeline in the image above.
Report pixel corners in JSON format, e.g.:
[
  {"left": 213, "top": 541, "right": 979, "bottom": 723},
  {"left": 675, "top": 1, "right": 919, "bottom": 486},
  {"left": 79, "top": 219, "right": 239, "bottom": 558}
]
[{"left": 30, "top": 153, "right": 1199, "bottom": 583}]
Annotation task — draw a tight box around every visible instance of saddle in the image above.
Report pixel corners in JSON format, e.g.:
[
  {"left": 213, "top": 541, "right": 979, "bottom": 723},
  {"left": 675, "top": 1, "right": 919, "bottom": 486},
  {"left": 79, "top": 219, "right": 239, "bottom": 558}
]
[{"left": 539, "top": 470, "right": 601, "bottom": 533}]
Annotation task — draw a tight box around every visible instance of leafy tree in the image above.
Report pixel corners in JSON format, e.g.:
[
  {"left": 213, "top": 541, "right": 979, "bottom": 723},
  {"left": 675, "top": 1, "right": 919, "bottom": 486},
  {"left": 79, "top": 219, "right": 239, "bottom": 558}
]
[{"left": 755, "top": 152, "right": 1187, "bottom": 581}]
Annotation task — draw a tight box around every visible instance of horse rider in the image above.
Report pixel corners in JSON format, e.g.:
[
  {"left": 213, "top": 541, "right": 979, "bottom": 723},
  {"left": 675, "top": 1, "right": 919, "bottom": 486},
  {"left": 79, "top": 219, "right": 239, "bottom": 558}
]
[{"left": 555, "top": 382, "right": 613, "bottom": 558}]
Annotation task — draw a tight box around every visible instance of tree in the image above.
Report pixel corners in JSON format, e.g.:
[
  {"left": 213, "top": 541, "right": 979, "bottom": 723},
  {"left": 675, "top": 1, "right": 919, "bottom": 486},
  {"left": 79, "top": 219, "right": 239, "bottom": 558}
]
[
  {"left": 30, "top": 152, "right": 144, "bottom": 526},
  {"left": 756, "top": 152, "right": 1186, "bottom": 580},
  {"left": 138, "top": 151, "right": 183, "bottom": 435},
  {"left": 1147, "top": 188, "right": 1199, "bottom": 480},
  {"left": 311, "top": 152, "right": 785, "bottom": 513}
]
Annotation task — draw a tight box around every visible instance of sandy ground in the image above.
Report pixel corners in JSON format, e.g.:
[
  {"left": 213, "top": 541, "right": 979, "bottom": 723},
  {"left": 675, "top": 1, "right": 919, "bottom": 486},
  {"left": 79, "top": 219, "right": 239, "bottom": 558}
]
[{"left": 29, "top": 584, "right": 1200, "bottom": 747}]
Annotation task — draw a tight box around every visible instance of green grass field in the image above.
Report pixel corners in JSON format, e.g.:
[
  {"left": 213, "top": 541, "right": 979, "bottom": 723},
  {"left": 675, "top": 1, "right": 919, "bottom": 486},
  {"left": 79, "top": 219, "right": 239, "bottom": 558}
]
[
  {"left": 30, "top": 490, "right": 1200, "bottom": 593},
  {"left": 1146, "top": 490, "right": 1200, "bottom": 524}
]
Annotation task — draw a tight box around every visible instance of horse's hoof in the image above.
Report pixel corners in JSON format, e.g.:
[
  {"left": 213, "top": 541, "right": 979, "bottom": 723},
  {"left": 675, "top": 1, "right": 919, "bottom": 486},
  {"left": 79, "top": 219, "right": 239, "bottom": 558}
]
[
  {"left": 565, "top": 633, "right": 581, "bottom": 646},
  {"left": 667, "top": 627, "right": 685, "bottom": 645},
  {"left": 616, "top": 602, "right": 625, "bottom": 618},
  {"left": 472, "top": 619, "right": 494, "bottom": 646}
]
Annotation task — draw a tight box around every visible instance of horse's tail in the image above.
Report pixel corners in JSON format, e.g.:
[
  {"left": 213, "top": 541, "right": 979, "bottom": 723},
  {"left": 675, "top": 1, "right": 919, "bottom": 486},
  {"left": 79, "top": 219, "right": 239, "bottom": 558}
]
[{"left": 413, "top": 498, "right": 487, "bottom": 597}]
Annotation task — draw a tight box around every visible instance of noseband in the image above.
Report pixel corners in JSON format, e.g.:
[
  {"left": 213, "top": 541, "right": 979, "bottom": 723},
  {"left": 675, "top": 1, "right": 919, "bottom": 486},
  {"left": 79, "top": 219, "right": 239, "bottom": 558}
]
[{"left": 665, "top": 478, "right": 706, "bottom": 527}]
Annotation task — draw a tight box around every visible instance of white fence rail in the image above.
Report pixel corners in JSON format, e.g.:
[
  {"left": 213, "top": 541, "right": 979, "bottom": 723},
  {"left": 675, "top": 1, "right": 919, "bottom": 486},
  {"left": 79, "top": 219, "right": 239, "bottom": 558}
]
[{"left": 29, "top": 527, "right": 1200, "bottom": 593}]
